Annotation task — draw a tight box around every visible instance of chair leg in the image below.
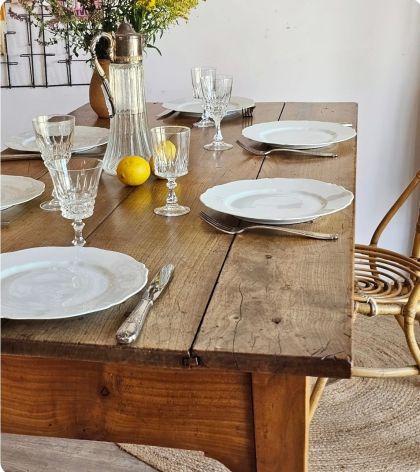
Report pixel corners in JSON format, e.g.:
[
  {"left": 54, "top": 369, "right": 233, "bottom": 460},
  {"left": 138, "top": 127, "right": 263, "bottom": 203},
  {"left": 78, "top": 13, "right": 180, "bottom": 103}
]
[
  {"left": 394, "top": 313, "right": 405, "bottom": 331},
  {"left": 309, "top": 377, "right": 328, "bottom": 422}
]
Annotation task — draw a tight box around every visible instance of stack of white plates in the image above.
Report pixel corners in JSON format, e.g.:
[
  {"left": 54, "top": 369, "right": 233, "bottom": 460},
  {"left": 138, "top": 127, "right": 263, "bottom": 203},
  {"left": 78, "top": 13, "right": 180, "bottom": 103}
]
[
  {"left": 200, "top": 178, "right": 354, "bottom": 225},
  {"left": 242, "top": 121, "right": 356, "bottom": 149},
  {"left": 161, "top": 96, "right": 255, "bottom": 117}
]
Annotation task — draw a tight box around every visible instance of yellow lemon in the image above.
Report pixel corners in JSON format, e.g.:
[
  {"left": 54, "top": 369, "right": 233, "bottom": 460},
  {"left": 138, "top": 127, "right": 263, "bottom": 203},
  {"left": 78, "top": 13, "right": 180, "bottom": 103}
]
[
  {"left": 151, "top": 140, "right": 177, "bottom": 177},
  {"left": 116, "top": 156, "right": 151, "bottom": 186},
  {"left": 158, "top": 140, "right": 177, "bottom": 159}
]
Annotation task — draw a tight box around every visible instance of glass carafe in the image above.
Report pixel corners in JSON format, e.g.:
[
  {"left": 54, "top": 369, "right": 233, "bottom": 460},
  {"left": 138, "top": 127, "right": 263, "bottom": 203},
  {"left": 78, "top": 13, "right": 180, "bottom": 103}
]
[{"left": 91, "top": 23, "right": 152, "bottom": 175}]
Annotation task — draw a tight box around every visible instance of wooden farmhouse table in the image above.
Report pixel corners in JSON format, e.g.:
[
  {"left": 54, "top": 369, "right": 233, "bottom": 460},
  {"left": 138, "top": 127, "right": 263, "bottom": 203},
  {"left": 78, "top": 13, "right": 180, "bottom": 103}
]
[{"left": 1, "top": 101, "right": 357, "bottom": 472}]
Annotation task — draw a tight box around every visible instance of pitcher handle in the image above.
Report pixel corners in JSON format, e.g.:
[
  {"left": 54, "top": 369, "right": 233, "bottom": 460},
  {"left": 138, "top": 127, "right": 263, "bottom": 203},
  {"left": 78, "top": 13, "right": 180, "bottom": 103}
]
[{"left": 90, "top": 32, "right": 116, "bottom": 118}]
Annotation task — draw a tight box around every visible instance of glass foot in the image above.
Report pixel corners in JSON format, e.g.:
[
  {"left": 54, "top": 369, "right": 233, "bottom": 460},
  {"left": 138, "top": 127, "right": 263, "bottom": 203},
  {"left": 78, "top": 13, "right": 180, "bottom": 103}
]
[
  {"left": 193, "top": 118, "right": 214, "bottom": 128},
  {"left": 40, "top": 198, "right": 61, "bottom": 211},
  {"left": 204, "top": 141, "right": 233, "bottom": 151},
  {"left": 154, "top": 204, "right": 190, "bottom": 217}
]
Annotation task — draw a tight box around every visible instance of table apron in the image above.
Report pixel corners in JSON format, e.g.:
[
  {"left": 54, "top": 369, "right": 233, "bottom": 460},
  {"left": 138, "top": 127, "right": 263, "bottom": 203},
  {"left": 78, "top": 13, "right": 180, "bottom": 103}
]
[{"left": 2, "top": 354, "right": 310, "bottom": 472}]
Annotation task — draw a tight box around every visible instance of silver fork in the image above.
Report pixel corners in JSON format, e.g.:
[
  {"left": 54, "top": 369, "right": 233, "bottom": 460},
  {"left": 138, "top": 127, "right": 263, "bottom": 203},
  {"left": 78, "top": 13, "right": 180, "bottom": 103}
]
[
  {"left": 242, "top": 106, "right": 255, "bottom": 118},
  {"left": 236, "top": 140, "right": 338, "bottom": 158},
  {"left": 200, "top": 212, "right": 338, "bottom": 240}
]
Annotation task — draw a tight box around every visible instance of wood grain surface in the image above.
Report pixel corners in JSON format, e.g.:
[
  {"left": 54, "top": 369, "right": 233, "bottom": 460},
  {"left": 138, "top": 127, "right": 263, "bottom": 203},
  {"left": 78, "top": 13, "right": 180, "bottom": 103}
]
[
  {"left": 2, "top": 355, "right": 256, "bottom": 472},
  {"left": 1, "top": 434, "right": 157, "bottom": 472},
  {"left": 1, "top": 102, "right": 356, "bottom": 377},
  {"left": 252, "top": 373, "right": 309, "bottom": 472},
  {"left": 193, "top": 102, "right": 356, "bottom": 377}
]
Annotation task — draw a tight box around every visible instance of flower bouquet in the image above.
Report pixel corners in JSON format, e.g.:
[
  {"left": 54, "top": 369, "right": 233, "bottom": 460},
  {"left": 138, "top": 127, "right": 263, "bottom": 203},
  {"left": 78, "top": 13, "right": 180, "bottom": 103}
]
[{"left": 14, "top": 0, "right": 202, "bottom": 58}]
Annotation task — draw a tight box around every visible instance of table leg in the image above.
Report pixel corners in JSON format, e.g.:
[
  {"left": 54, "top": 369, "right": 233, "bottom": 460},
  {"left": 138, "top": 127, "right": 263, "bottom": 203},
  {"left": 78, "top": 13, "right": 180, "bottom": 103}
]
[{"left": 252, "top": 373, "right": 309, "bottom": 472}]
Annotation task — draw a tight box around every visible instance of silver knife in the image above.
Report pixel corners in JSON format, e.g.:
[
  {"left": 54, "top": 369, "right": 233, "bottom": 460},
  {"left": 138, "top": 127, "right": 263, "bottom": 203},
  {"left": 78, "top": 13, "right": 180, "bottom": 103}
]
[{"left": 116, "top": 264, "right": 175, "bottom": 344}]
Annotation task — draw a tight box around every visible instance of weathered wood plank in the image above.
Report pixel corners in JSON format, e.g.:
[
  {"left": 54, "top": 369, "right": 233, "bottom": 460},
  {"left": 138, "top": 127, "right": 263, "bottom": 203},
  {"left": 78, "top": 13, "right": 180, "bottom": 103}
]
[
  {"left": 252, "top": 374, "right": 309, "bottom": 472},
  {"left": 1, "top": 434, "right": 158, "bottom": 472},
  {"left": 1, "top": 103, "right": 284, "bottom": 370},
  {"left": 193, "top": 103, "right": 357, "bottom": 377},
  {"left": 1, "top": 355, "right": 256, "bottom": 472}
]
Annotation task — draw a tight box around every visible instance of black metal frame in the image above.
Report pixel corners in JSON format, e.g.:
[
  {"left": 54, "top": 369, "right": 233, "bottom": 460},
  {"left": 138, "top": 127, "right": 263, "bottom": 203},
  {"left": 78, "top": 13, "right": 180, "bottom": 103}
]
[{"left": 1, "top": 1, "right": 89, "bottom": 89}]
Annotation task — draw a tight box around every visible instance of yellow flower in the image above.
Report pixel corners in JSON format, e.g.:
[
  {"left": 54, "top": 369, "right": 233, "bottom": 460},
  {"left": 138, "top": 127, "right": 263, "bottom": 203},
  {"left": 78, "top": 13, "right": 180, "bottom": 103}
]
[
  {"left": 146, "top": 0, "right": 156, "bottom": 10},
  {"left": 136, "top": 0, "right": 156, "bottom": 10}
]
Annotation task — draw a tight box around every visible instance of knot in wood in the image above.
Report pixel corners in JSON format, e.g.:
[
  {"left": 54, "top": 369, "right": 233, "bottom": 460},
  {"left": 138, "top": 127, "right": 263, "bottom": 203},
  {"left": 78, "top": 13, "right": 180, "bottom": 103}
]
[{"left": 100, "top": 386, "right": 110, "bottom": 397}]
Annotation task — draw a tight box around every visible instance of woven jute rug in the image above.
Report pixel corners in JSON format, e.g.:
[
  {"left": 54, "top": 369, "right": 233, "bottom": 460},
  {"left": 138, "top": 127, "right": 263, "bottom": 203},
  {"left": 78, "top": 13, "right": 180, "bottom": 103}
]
[{"left": 118, "top": 315, "right": 420, "bottom": 471}]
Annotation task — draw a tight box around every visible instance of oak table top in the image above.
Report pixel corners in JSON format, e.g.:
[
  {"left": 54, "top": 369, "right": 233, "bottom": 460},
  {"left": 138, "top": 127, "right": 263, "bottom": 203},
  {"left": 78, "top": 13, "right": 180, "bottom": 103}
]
[{"left": 1, "top": 101, "right": 357, "bottom": 378}]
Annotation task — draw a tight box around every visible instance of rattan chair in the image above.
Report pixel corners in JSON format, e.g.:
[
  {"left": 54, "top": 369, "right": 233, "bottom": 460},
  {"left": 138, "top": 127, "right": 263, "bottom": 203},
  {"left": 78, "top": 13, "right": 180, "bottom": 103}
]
[{"left": 310, "top": 171, "right": 420, "bottom": 421}]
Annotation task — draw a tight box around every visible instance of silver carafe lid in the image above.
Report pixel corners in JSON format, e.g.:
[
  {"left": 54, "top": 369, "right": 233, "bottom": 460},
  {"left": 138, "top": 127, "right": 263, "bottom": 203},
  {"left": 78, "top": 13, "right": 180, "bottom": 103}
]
[{"left": 114, "top": 22, "right": 143, "bottom": 64}]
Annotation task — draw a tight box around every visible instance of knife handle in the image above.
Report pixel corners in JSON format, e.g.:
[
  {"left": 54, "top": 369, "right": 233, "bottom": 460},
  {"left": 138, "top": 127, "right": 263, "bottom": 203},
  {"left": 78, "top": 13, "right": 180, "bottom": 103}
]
[{"left": 116, "top": 299, "right": 153, "bottom": 344}]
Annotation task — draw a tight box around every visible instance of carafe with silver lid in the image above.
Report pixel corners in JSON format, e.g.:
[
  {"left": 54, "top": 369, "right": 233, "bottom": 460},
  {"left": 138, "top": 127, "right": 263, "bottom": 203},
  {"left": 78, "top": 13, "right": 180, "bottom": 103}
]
[{"left": 91, "top": 22, "right": 152, "bottom": 175}]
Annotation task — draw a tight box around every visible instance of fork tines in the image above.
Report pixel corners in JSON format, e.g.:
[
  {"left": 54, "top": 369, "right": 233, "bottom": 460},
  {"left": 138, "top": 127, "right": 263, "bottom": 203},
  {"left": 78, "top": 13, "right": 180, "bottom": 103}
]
[
  {"left": 200, "top": 211, "right": 238, "bottom": 233},
  {"left": 242, "top": 106, "right": 255, "bottom": 118}
]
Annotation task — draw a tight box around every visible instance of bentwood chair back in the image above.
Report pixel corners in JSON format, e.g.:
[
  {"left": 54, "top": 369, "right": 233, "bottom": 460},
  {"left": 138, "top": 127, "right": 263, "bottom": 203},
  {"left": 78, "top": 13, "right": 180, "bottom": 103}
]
[{"left": 310, "top": 171, "right": 420, "bottom": 422}]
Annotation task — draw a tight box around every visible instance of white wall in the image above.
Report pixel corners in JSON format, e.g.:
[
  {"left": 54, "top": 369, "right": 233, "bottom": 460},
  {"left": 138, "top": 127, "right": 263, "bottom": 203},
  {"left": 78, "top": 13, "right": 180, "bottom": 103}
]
[
  {"left": 2, "top": 0, "right": 419, "bottom": 254},
  {"left": 0, "top": 0, "right": 90, "bottom": 140}
]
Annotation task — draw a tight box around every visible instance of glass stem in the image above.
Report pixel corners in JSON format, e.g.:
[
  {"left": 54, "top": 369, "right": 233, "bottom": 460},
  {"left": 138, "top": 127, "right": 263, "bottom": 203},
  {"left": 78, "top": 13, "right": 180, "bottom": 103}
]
[
  {"left": 166, "top": 178, "right": 178, "bottom": 206},
  {"left": 51, "top": 188, "right": 59, "bottom": 202},
  {"left": 213, "top": 118, "right": 223, "bottom": 143},
  {"left": 72, "top": 219, "right": 86, "bottom": 247}
]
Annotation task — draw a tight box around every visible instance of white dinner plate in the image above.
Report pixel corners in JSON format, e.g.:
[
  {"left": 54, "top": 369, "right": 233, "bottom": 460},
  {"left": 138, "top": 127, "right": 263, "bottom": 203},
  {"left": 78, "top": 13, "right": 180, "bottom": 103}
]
[
  {"left": 161, "top": 96, "right": 255, "bottom": 116},
  {"left": 4, "top": 126, "right": 110, "bottom": 153},
  {"left": 1, "top": 175, "right": 45, "bottom": 211},
  {"left": 0, "top": 247, "right": 148, "bottom": 320},
  {"left": 242, "top": 121, "right": 356, "bottom": 149},
  {"left": 200, "top": 178, "right": 354, "bottom": 225}
]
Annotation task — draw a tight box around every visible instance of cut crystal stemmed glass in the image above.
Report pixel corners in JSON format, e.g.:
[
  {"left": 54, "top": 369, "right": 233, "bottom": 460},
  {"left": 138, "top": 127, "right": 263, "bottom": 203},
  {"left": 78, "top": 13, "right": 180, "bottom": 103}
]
[
  {"left": 46, "top": 158, "right": 103, "bottom": 247},
  {"left": 32, "top": 115, "right": 75, "bottom": 211},
  {"left": 191, "top": 66, "right": 216, "bottom": 128},
  {"left": 200, "top": 74, "right": 233, "bottom": 151},
  {"left": 150, "top": 126, "right": 190, "bottom": 217}
]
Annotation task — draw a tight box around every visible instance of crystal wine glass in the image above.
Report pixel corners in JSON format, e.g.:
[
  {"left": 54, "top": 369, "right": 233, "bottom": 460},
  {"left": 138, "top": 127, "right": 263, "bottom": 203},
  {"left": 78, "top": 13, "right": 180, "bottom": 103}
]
[
  {"left": 32, "top": 115, "right": 75, "bottom": 211},
  {"left": 150, "top": 126, "right": 190, "bottom": 217},
  {"left": 191, "top": 66, "right": 216, "bottom": 128},
  {"left": 200, "top": 74, "right": 233, "bottom": 151},
  {"left": 46, "top": 158, "right": 103, "bottom": 247}
]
